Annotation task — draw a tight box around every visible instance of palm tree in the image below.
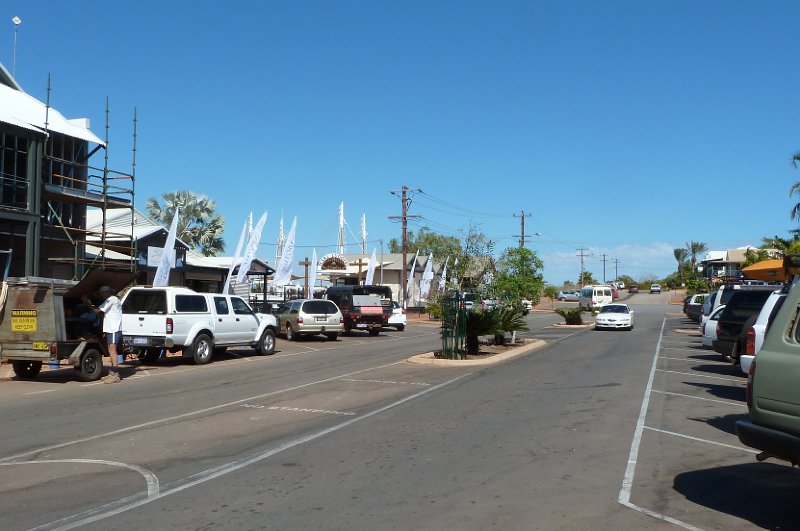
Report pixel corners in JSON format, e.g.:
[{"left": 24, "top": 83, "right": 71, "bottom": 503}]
[
  {"left": 146, "top": 190, "right": 226, "bottom": 256},
  {"left": 685, "top": 241, "right": 708, "bottom": 275},
  {"left": 790, "top": 150, "right": 800, "bottom": 221},
  {"left": 673, "top": 248, "right": 688, "bottom": 285}
]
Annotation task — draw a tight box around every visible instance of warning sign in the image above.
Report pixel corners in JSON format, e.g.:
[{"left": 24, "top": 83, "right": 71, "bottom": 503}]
[{"left": 11, "top": 309, "right": 37, "bottom": 332}]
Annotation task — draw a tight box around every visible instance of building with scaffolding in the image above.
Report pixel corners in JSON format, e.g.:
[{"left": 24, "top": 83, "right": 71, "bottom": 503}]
[{"left": 0, "top": 64, "right": 135, "bottom": 279}]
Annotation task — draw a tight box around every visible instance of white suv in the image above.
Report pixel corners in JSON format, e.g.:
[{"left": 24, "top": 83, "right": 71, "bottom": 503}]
[
  {"left": 739, "top": 289, "right": 787, "bottom": 375},
  {"left": 650, "top": 284, "right": 662, "bottom": 294}
]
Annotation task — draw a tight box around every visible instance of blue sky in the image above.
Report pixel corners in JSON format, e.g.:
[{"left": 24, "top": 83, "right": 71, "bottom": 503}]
[{"left": 4, "top": 1, "right": 800, "bottom": 285}]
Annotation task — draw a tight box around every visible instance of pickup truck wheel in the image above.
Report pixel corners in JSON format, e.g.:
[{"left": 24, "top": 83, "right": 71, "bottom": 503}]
[
  {"left": 395, "top": 325, "right": 405, "bottom": 332},
  {"left": 257, "top": 329, "right": 276, "bottom": 355},
  {"left": 78, "top": 348, "right": 103, "bottom": 382},
  {"left": 12, "top": 360, "right": 42, "bottom": 379},
  {"left": 286, "top": 323, "right": 297, "bottom": 341},
  {"left": 191, "top": 334, "right": 213, "bottom": 365},
  {"left": 369, "top": 328, "right": 380, "bottom": 336}
]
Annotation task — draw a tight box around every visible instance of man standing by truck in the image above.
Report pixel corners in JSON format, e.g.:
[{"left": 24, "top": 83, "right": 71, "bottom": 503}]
[{"left": 85, "top": 286, "right": 123, "bottom": 383}]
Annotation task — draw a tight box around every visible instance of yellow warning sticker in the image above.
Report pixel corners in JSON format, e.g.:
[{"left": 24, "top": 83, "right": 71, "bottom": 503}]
[{"left": 11, "top": 309, "right": 37, "bottom": 332}]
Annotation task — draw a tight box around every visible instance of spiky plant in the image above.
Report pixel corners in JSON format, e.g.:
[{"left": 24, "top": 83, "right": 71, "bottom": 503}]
[{"left": 554, "top": 307, "right": 584, "bottom": 325}]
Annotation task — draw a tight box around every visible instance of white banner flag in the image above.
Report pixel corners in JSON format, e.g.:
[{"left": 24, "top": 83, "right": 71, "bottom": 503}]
[
  {"left": 272, "top": 216, "right": 297, "bottom": 286},
  {"left": 420, "top": 253, "right": 434, "bottom": 298},
  {"left": 152, "top": 208, "right": 179, "bottom": 287},
  {"left": 236, "top": 211, "right": 268, "bottom": 285},
  {"left": 365, "top": 248, "right": 377, "bottom": 285},
  {"left": 439, "top": 256, "right": 449, "bottom": 291},
  {"left": 224, "top": 216, "right": 250, "bottom": 293},
  {"left": 450, "top": 257, "right": 459, "bottom": 285},
  {"left": 307, "top": 248, "right": 318, "bottom": 298},
  {"left": 406, "top": 249, "right": 419, "bottom": 301}
]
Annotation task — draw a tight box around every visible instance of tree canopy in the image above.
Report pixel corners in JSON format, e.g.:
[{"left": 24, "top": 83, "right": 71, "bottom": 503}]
[
  {"left": 146, "top": 190, "right": 226, "bottom": 256},
  {"left": 491, "top": 246, "right": 545, "bottom": 304}
]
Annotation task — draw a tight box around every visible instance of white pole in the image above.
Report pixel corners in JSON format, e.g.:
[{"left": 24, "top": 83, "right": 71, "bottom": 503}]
[{"left": 12, "top": 17, "right": 22, "bottom": 78}]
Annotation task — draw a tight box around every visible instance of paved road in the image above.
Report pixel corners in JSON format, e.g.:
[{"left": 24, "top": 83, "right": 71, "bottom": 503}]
[{"left": 0, "top": 301, "right": 788, "bottom": 530}]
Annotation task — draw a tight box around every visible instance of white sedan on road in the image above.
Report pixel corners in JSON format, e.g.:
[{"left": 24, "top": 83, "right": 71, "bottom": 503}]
[{"left": 594, "top": 303, "right": 634, "bottom": 331}]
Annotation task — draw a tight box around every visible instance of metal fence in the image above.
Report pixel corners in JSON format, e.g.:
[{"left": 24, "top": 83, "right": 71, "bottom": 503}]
[{"left": 440, "top": 295, "right": 467, "bottom": 359}]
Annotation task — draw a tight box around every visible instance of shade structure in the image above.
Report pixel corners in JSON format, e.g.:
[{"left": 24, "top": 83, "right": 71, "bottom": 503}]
[{"left": 740, "top": 259, "right": 787, "bottom": 281}]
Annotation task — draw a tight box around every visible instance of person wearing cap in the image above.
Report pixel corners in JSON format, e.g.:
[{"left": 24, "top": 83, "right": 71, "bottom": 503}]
[{"left": 86, "top": 286, "right": 123, "bottom": 383}]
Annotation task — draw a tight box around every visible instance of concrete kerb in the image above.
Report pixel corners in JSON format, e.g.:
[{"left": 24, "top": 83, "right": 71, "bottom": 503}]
[{"left": 407, "top": 338, "right": 547, "bottom": 367}]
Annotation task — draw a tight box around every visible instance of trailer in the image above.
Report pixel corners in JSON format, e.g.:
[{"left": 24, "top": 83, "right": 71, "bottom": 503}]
[{"left": 0, "top": 270, "right": 137, "bottom": 381}]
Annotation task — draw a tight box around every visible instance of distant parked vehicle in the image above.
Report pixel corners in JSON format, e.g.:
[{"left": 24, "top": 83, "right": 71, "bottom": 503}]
[
  {"left": 579, "top": 285, "right": 613, "bottom": 310},
  {"left": 557, "top": 290, "right": 580, "bottom": 302},
  {"left": 684, "top": 293, "right": 707, "bottom": 323},
  {"left": 702, "top": 305, "right": 726, "bottom": 348},
  {"left": 628, "top": 285, "right": 639, "bottom": 294}
]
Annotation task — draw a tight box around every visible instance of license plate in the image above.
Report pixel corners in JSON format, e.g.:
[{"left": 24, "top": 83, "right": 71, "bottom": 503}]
[
  {"left": 315, "top": 317, "right": 326, "bottom": 322},
  {"left": 32, "top": 341, "right": 49, "bottom": 351},
  {"left": 356, "top": 323, "right": 368, "bottom": 329},
  {"left": 132, "top": 337, "right": 149, "bottom": 346}
]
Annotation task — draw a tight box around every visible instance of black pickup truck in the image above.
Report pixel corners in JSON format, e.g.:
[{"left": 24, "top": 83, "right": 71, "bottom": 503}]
[
  {"left": 325, "top": 285, "right": 391, "bottom": 335},
  {"left": 713, "top": 287, "right": 778, "bottom": 362}
]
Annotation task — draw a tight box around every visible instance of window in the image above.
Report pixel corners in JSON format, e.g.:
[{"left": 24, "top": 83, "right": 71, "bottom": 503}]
[
  {"left": 304, "top": 300, "right": 338, "bottom": 314},
  {"left": 175, "top": 295, "right": 208, "bottom": 313},
  {"left": 0, "top": 132, "right": 29, "bottom": 209},
  {"left": 123, "top": 290, "right": 167, "bottom": 314},
  {"left": 214, "top": 297, "right": 229, "bottom": 314},
  {"left": 231, "top": 297, "right": 252, "bottom": 315}
]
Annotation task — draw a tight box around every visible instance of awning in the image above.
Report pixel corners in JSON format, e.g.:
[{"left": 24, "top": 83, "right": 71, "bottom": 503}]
[{"left": 740, "top": 259, "right": 787, "bottom": 281}]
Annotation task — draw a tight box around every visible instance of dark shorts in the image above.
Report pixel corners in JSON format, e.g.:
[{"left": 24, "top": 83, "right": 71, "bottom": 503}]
[{"left": 106, "top": 331, "right": 122, "bottom": 346}]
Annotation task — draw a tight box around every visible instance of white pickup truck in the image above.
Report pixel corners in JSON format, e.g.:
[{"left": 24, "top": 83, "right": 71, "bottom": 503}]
[{"left": 120, "top": 287, "right": 277, "bottom": 364}]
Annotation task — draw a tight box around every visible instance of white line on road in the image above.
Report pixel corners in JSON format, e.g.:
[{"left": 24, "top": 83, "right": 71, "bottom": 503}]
[
  {"left": 655, "top": 368, "right": 746, "bottom": 384},
  {"left": 0, "top": 361, "right": 407, "bottom": 464},
  {"left": 0, "top": 459, "right": 159, "bottom": 497},
  {"left": 618, "top": 318, "right": 704, "bottom": 531},
  {"left": 24, "top": 389, "right": 57, "bottom": 395},
  {"left": 651, "top": 389, "right": 746, "bottom": 407},
  {"left": 32, "top": 373, "right": 471, "bottom": 531},
  {"left": 340, "top": 378, "right": 431, "bottom": 386},
  {"left": 643, "top": 426, "right": 758, "bottom": 454}
]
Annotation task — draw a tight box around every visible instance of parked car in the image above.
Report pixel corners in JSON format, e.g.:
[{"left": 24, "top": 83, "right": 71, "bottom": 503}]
[
  {"left": 684, "top": 293, "right": 707, "bottom": 323},
  {"left": 628, "top": 285, "right": 639, "bottom": 294},
  {"left": 274, "top": 299, "right": 344, "bottom": 341},
  {"left": 462, "top": 292, "right": 477, "bottom": 311},
  {"left": 579, "top": 286, "right": 613, "bottom": 310},
  {"left": 388, "top": 301, "right": 407, "bottom": 331},
  {"left": 557, "top": 290, "right": 580, "bottom": 302},
  {"left": 594, "top": 303, "right": 634, "bottom": 330},
  {"left": 739, "top": 288, "right": 788, "bottom": 375},
  {"left": 713, "top": 287, "right": 778, "bottom": 363},
  {"left": 481, "top": 299, "right": 500, "bottom": 310},
  {"left": 735, "top": 256, "right": 800, "bottom": 467},
  {"left": 702, "top": 305, "right": 726, "bottom": 348},
  {"left": 650, "top": 284, "right": 662, "bottom": 294},
  {"left": 520, "top": 299, "right": 533, "bottom": 315}
]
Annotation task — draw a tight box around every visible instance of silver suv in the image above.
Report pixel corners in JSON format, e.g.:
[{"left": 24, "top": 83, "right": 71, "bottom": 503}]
[{"left": 275, "top": 299, "right": 344, "bottom": 341}]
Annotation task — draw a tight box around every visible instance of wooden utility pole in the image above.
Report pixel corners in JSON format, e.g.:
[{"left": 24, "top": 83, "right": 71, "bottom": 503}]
[
  {"left": 350, "top": 257, "right": 370, "bottom": 284},
  {"left": 389, "top": 186, "right": 420, "bottom": 304},
  {"left": 577, "top": 247, "right": 589, "bottom": 286},
  {"left": 299, "top": 257, "right": 311, "bottom": 298},
  {"left": 514, "top": 211, "right": 532, "bottom": 247}
]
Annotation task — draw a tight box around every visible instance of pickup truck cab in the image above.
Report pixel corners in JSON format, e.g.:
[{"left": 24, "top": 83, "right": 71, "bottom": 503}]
[{"left": 121, "top": 287, "right": 277, "bottom": 364}]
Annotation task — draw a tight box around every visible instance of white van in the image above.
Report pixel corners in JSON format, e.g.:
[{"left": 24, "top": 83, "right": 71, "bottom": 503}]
[{"left": 579, "top": 285, "right": 613, "bottom": 310}]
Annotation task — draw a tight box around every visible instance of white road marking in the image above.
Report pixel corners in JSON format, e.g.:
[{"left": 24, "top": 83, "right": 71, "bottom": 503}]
[
  {"left": 340, "top": 378, "right": 431, "bottom": 386},
  {"left": 265, "top": 405, "right": 356, "bottom": 416},
  {"left": 0, "top": 459, "right": 159, "bottom": 497},
  {"left": 643, "top": 426, "right": 758, "bottom": 454},
  {"left": 618, "top": 318, "right": 704, "bottom": 531},
  {"left": 655, "top": 368, "right": 745, "bottom": 384},
  {"left": 32, "top": 373, "right": 471, "bottom": 530},
  {"left": 24, "top": 389, "right": 57, "bottom": 395},
  {"left": 651, "top": 389, "right": 746, "bottom": 407},
  {"left": 0, "top": 361, "right": 407, "bottom": 464}
]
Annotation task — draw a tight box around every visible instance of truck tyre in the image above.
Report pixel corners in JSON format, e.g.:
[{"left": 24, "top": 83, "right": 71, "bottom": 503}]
[
  {"left": 286, "top": 323, "right": 297, "bottom": 341},
  {"left": 369, "top": 328, "right": 380, "bottom": 336},
  {"left": 12, "top": 360, "right": 42, "bottom": 379},
  {"left": 325, "top": 332, "right": 338, "bottom": 341},
  {"left": 395, "top": 325, "right": 405, "bottom": 332},
  {"left": 78, "top": 348, "right": 103, "bottom": 382},
  {"left": 191, "top": 333, "right": 213, "bottom": 365},
  {"left": 257, "top": 329, "right": 276, "bottom": 355}
]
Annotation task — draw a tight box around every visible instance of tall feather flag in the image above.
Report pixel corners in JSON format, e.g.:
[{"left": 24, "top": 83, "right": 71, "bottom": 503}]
[
  {"left": 420, "top": 253, "right": 434, "bottom": 298},
  {"left": 236, "top": 211, "right": 268, "bottom": 285},
  {"left": 439, "top": 256, "right": 449, "bottom": 291},
  {"left": 223, "top": 216, "right": 250, "bottom": 293},
  {"left": 307, "top": 248, "right": 318, "bottom": 298},
  {"left": 365, "top": 248, "right": 377, "bottom": 285},
  {"left": 406, "top": 249, "right": 419, "bottom": 301},
  {"left": 152, "top": 208, "right": 179, "bottom": 287},
  {"left": 450, "top": 257, "right": 459, "bottom": 285},
  {"left": 272, "top": 216, "right": 297, "bottom": 286}
]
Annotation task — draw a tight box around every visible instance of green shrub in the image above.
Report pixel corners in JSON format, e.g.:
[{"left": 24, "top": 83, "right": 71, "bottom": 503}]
[{"left": 554, "top": 307, "right": 584, "bottom": 325}]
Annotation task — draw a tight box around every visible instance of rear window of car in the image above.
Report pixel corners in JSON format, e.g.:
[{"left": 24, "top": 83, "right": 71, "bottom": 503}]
[
  {"left": 175, "top": 295, "right": 208, "bottom": 313},
  {"left": 303, "top": 300, "right": 338, "bottom": 314},
  {"left": 122, "top": 290, "right": 167, "bottom": 314},
  {"left": 721, "top": 291, "right": 773, "bottom": 323},
  {"left": 353, "top": 294, "right": 382, "bottom": 306}
]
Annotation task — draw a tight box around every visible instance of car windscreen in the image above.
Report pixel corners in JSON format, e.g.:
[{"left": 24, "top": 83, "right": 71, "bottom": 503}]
[{"left": 303, "top": 300, "right": 338, "bottom": 314}]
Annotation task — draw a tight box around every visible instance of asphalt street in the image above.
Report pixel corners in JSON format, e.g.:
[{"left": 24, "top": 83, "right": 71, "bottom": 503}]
[{"left": 0, "top": 293, "right": 793, "bottom": 530}]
